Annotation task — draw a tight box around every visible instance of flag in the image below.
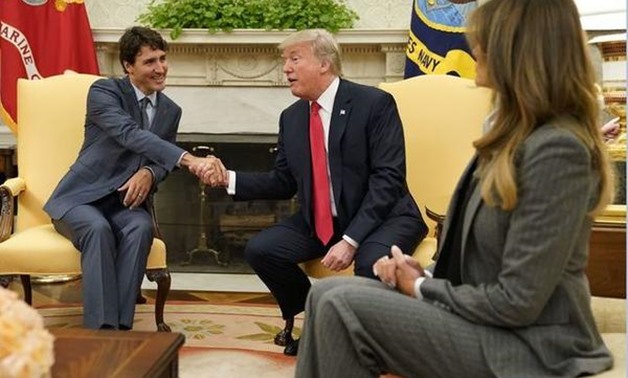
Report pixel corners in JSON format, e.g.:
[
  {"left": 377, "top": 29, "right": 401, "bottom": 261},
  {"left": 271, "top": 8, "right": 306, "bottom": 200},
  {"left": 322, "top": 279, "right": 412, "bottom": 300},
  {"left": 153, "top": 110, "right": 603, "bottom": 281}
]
[
  {"left": 0, "top": 0, "right": 99, "bottom": 134},
  {"left": 404, "top": 0, "right": 477, "bottom": 79}
]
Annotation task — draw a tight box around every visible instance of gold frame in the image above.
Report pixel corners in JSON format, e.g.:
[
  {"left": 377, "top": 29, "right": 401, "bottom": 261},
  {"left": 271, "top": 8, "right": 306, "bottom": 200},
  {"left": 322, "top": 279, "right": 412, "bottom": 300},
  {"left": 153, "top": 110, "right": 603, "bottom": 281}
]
[{"left": 594, "top": 204, "right": 626, "bottom": 229}]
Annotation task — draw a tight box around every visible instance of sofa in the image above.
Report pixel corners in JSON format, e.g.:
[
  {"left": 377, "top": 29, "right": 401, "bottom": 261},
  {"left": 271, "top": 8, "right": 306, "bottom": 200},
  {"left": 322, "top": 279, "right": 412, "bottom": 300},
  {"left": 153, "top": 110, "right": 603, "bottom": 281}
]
[{"left": 590, "top": 296, "right": 625, "bottom": 377}]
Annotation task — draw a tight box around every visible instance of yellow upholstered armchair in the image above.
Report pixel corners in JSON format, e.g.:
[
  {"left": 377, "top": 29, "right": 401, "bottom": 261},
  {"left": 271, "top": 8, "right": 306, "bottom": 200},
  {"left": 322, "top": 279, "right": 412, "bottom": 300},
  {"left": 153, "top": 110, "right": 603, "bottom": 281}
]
[
  {"left": 0, "top": 73, "right": 172, "bottom": 331},
  {"left": 379, "top": 74, "right": 492, "bottom": 251}
]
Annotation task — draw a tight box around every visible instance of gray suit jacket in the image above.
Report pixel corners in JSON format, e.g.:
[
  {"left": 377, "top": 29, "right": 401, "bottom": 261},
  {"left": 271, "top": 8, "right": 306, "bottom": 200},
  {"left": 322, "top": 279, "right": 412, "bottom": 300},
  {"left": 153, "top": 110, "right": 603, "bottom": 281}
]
[
  {"left": 423, "top": 125, "right": 612, "bottom": 377},
  {"left": 44, "top": 77, "right": 186, "bottom": 220}
]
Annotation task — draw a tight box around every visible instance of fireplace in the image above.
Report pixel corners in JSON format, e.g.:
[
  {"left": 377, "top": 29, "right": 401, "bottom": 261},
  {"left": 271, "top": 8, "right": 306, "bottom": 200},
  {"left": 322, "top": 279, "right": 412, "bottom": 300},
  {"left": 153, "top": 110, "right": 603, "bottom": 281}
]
[{"left": 153, "top": 134, "right": 298, "bottom": 274}]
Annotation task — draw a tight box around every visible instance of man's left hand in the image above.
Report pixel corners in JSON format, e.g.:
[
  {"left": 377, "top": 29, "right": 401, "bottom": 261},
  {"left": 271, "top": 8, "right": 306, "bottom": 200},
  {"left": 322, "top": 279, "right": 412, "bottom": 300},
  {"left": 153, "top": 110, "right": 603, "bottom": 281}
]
[
  {"left": 321, "top": 239, "right": 356, "bottom": 271},
  {"left": 118, "top": 168, "right": 153, "bottom": 209}
]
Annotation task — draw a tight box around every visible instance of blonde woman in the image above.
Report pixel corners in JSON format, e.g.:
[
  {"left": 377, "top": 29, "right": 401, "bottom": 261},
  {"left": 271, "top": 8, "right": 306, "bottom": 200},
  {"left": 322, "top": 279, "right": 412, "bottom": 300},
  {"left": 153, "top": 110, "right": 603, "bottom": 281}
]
[{"left": 295, "top": 0, "right": 615, "bottom": 376}]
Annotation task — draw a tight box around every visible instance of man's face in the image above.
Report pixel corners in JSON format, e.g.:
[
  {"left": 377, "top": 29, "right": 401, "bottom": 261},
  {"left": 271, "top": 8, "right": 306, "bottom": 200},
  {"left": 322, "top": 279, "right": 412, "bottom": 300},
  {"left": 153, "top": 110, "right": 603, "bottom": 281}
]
[
  {"left": 282, "top": 42, "right": 329, "bottom": 101},
  {"left": 124, "top": 45, "right": 168, "bottom": 95}
]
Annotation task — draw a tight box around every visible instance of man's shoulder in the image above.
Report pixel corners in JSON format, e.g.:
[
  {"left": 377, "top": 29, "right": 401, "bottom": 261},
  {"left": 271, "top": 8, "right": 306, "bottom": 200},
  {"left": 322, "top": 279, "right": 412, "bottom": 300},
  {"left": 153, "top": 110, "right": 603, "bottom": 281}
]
[
  {"left": 90, "top": 76, "right": 127, "bottom": 94},
  {"left": 282, "top": 98, "right": 308, "bottom": 115},
  {"left": 340, "top": 79, "right": 390, "bottom": 101}
]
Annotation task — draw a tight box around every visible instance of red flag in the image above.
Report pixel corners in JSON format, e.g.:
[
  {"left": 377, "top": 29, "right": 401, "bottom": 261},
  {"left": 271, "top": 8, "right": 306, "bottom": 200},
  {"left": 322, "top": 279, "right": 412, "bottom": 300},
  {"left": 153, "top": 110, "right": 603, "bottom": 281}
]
[{"left": 0, "top": 0, "right": 99, "bottom": 134}]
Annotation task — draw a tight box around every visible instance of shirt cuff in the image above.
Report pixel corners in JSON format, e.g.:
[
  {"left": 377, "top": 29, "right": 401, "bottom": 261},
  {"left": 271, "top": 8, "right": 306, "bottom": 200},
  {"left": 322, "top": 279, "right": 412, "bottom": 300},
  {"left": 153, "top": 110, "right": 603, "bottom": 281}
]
[
  {"left": 226, "top": 170, "right": 236, "bottom": 195},
  {"left": 414, "top": 276, "right": 426, "bottom": 299},
  {"left": 176, "top": 151, "right": 188, "bottom": 168},
  {"left": 342, "top": 234, "right": 359, "bottom": 248},
  {"left": 141, "top": 166, "right": 156, "bottom": 184}
]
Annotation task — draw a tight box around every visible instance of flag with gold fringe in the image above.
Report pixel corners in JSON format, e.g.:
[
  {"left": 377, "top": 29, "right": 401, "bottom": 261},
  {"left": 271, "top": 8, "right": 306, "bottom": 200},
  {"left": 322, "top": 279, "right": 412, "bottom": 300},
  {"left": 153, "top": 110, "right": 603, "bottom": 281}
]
[
  {"left": 0, "top": 0, "right": 99, "bottom": 134},
  {"left": 404, "top": 0, "right": 477, "bottom": 79}
]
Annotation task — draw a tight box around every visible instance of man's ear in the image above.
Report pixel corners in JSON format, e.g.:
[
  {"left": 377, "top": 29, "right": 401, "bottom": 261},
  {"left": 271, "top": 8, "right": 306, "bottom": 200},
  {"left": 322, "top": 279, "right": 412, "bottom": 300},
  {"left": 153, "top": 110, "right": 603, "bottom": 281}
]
[
  {"left": 320, "top": 59, "right": 331, "bottom": 73},
  {"left": 123, "top": 61, "right": 132, "bottom": 73}
]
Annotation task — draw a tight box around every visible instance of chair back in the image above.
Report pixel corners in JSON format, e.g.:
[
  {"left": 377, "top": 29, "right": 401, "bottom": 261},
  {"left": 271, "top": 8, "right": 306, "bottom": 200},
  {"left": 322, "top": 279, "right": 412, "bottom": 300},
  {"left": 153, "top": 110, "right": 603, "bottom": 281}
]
[
  {"left": 379, "top": 75, "right": 492, "bottom": 236},
  {"left": 15, "top": 73, "right": 100, "bottom": 232}
]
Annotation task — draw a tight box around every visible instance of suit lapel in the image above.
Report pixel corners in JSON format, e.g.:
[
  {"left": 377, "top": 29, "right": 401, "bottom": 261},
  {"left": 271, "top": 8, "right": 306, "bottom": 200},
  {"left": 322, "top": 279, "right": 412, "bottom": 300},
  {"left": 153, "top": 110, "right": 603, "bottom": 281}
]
[
  {"left": 460, "top": 177, "right": 482, "bottom": 271},
  {"left": 152, "top": 92, "right": 170, "bottom": 134},
  {"left": 295, "top": 100, "right": 314, "bottom": 212},
  {"left": 121, "top": 77, "right": 143, "bottom": 127},
  {"left": 328, "top": 79, "right": 352, "bottom": 209},
  {"left": 435, "top": 155, "right": 478, "bottom": 260}
]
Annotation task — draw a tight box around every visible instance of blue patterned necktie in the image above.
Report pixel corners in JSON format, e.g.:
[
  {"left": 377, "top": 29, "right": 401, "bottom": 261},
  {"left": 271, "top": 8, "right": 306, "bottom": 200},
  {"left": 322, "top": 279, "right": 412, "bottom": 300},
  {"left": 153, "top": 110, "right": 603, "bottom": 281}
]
[{"left": 139, "top": 97, "right": 151, "bottom": 129}]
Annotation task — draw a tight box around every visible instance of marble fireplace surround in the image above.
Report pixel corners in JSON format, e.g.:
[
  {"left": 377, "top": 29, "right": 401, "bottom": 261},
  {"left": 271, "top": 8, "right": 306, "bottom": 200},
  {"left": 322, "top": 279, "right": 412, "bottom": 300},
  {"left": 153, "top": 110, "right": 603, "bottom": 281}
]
[{"left": 93, "top": 28, "right": 408, "bottom": 135}]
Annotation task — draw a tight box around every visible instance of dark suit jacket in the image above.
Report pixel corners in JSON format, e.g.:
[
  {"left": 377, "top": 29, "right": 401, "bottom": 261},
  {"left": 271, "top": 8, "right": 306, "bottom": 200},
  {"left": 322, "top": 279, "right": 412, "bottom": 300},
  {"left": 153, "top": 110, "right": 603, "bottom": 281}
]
[
  {"left": 44, "top": 76, "right": 186, "bottom": 220},
  {"left": 234, "top": 79, "right": 423, "bottom": 244}
]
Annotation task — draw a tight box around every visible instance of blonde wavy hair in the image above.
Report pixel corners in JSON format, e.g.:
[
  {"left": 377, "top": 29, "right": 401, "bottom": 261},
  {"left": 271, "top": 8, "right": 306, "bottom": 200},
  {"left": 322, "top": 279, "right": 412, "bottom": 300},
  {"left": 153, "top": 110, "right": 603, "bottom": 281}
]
[{"left": 467, "top": 0, "right": 614, "bottom": 215}]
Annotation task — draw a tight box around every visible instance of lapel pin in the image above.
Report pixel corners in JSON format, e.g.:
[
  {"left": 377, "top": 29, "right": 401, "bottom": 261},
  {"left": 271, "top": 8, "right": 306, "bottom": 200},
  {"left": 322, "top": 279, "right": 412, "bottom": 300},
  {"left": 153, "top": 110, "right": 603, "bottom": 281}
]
[{"left": 340, "top": 109, "right": 346, "bottom": 115}]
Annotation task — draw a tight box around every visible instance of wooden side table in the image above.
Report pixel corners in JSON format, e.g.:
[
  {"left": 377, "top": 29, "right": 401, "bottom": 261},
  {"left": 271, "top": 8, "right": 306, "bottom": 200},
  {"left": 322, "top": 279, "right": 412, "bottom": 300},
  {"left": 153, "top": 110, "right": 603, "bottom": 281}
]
[
  {"left": 50, "top": 329, "right": 185, "bottom": 378},
  {"left": 587, "top": 205, "right": 626, "bottom": 298}
]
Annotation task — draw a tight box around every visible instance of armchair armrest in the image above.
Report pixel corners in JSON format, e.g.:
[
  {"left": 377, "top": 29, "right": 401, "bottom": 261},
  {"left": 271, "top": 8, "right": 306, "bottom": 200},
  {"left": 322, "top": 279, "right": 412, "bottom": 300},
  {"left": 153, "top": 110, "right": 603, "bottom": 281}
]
[
  {"left": 3, "top": 177, "right": 25, "bottom": 196},
  {"left": 0, "top": 177, "right": 25, "bottom": 242}
]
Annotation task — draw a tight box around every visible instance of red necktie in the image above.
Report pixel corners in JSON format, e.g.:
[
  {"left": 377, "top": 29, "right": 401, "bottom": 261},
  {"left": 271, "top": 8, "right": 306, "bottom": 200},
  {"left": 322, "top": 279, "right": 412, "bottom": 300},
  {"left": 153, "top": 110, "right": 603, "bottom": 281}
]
[{"left": 309, "top": 102, "right": 333, "bottom": 245}]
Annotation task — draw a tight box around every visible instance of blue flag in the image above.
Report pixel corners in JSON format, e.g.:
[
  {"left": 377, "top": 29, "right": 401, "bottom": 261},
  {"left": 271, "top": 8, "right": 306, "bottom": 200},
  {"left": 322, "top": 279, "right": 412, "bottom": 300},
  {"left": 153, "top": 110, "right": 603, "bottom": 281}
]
[{"left": 404, "top": 0, "right": 477, "bottom": 79}]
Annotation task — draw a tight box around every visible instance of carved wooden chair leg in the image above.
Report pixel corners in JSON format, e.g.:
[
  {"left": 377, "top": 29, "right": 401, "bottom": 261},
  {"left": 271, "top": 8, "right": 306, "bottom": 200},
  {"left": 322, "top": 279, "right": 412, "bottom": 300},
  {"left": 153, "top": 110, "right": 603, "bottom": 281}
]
[
  {"left": 146, "top": 268, "right": 171, "bottom": 332},
  {"left": 20, "top": 275, "right": 32, "bottom": 305},
  {"left": 274, "top": 317, "right": 295, "bottom": 346}
]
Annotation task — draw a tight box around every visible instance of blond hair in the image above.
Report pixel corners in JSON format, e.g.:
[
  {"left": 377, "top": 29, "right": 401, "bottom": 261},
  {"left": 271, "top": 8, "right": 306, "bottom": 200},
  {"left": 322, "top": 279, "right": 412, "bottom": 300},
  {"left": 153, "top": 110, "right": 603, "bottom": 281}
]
[
  {"left": 467, "top": 0, "right": 614, "bottom": 214},
  {"left": 279, "top": 29, "right": 343, "bottom": 76}
]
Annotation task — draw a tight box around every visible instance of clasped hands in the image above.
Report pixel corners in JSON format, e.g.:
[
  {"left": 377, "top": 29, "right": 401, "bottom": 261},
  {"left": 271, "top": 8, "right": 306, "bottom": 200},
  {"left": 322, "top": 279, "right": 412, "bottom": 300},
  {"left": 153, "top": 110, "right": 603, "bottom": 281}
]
[
  {"left": 373, "top": 245, "right": 425, "bottom": 297},
  {"left": 187, "top": 155, "right": 229, "bottom": 187}
]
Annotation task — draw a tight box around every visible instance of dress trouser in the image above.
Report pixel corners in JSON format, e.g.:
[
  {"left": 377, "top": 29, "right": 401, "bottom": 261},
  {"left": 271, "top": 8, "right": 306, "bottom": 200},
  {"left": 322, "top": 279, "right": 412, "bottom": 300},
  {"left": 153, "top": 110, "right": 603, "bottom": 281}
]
[
  {"left": 295, "top": 277, "right": 497, "bottom": 378},
  {"left": 244, "top": 213, "right": 423, "bottom": 319},
  {"left": 53, "top": 193, "right": 153, "bottom": 329}
]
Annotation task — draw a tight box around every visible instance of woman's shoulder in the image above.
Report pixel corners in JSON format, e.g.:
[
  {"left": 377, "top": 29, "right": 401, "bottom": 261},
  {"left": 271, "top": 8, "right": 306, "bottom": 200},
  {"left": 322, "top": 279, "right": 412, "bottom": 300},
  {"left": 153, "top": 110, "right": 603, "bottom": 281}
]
[
  {"left": 516, "top": 123, "right": 592, "bottom": 167},
  {"left": 524, "top": 123, "right": 589, "bottom": 152}
]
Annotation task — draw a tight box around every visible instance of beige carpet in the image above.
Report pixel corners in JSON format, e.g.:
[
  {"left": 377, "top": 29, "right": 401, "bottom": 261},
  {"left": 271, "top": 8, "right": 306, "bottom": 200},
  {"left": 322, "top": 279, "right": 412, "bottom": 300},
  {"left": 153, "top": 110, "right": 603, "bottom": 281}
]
[{"left": 39, "top": 303, "right": 302, "bottom": 378}]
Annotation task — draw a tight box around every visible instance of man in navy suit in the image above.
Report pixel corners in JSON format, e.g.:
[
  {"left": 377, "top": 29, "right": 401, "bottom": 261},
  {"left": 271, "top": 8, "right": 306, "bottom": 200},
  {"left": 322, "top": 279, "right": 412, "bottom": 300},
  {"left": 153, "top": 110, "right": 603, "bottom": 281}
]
[
  {"left": 45, "top": 27, "right": 208, "bottom": 330},
  {"left": 195, "top": 29, "right": 427, "bottom": 355}
]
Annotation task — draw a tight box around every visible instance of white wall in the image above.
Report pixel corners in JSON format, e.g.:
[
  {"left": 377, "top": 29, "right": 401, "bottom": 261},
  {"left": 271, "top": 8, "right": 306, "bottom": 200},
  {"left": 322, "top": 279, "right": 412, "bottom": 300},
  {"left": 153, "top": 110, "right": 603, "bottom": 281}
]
[{"left": 84, "top": 0, "right": 412, "bottom": 29}]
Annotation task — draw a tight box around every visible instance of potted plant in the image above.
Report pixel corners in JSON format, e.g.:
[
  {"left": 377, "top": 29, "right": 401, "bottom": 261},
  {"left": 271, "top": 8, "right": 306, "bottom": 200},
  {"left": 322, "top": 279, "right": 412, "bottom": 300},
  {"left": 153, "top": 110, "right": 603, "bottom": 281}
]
[{"left": 137, "top": 0, "right": 359, "bottom": 39}]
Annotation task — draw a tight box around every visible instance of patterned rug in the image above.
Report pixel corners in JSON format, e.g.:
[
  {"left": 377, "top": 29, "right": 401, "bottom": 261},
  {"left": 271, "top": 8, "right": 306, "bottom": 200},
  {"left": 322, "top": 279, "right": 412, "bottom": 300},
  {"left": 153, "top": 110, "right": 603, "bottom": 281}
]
[{"left": 38, "top": 303, "right": 302, "bottom": 377}]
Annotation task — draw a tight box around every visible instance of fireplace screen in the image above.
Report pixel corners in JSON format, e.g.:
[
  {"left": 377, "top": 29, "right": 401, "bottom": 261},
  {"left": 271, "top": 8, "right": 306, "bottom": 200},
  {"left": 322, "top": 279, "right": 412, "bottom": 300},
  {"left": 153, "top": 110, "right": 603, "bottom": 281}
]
[{"left": 154, "top": 136, "right": 298, "bottom": 274}]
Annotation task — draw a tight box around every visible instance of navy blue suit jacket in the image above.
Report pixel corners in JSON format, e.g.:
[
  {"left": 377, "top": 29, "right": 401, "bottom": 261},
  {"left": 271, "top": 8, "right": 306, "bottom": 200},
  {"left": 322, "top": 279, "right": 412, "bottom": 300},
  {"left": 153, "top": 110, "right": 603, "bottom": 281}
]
[{"left": 234, "top": 79, "right": 424, "bottom": 244}]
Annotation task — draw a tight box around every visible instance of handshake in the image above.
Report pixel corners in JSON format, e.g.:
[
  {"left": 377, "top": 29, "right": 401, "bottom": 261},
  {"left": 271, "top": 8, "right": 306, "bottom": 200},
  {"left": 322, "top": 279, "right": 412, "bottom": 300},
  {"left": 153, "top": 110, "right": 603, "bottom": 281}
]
[{"left": 181, "top": 153, "right": 229, "bottom": 188}]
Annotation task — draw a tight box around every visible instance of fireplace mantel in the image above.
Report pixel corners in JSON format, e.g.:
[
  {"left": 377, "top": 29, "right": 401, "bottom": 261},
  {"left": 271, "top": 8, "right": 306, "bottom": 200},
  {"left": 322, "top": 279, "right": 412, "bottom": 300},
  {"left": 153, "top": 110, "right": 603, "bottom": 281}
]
[
  {"left": 93, "top": 28, "right": 409, "bottom": 86},
  {"left": 92, "top": 28, "right": 409, "bottom": 134}
]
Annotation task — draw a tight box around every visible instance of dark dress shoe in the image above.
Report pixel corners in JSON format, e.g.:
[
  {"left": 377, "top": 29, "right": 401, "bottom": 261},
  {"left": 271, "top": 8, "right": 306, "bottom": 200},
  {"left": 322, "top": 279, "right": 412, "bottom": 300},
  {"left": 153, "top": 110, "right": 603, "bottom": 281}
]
[
  {"left": 274, "top": 329, "right": 294, "bottom": 346},
  {"left": 284, "top": 338, "right": 299, "bottom": 356}
]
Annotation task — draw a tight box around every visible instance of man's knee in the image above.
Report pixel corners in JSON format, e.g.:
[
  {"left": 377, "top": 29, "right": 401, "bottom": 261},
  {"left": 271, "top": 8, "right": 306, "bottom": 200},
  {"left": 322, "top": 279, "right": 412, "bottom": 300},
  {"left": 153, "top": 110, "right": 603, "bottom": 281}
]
[
  {"left": 129, "top": 217, "right": 154, "bottom": 239},
  {"left": 84, "top": 218, "right": 113, "bottom": 239},
  {"left": 244, "top": 233, "right": 269, "bottom": 268}
]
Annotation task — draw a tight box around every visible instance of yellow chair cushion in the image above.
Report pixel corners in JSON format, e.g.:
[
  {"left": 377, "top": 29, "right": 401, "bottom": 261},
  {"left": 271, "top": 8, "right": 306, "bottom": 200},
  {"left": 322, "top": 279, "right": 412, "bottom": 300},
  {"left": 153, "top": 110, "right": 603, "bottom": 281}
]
[{"left": 0, "top": 224, "right": 166, "bottom": 275}]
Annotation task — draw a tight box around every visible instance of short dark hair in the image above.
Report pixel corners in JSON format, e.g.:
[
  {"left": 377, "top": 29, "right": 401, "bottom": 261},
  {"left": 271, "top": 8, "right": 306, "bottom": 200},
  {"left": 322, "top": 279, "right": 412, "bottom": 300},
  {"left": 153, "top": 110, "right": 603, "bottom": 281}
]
[{"left": 118, "top": 26, "right": 168, "bottom": 73}]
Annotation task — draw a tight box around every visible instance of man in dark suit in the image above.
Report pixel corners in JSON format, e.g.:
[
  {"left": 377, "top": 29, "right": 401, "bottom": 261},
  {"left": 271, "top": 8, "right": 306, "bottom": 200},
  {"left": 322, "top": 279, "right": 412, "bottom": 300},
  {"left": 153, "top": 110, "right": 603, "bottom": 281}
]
[
  {"left": 195, "top": 29, "right": 427, "bottom": 355},
  {"left": 44, "top": 27, "right": 208, "bottom": 330}
]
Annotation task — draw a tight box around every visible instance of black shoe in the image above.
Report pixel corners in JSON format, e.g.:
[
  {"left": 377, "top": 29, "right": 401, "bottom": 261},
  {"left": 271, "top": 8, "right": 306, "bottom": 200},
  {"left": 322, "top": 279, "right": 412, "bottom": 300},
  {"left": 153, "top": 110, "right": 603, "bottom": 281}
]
[
  {"left": 283, "top": 338, "right": 299, "bottom": 356},
  {"left": 274, "top": 329, "right": 294, "bottom": 346}
]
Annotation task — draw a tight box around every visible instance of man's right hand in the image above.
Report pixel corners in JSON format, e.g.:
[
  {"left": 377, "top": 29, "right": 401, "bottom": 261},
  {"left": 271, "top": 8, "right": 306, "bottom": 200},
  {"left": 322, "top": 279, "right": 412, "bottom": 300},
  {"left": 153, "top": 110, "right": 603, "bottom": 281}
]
[{"left": 180, "top": 153, "right": 228, "bottom": 187}]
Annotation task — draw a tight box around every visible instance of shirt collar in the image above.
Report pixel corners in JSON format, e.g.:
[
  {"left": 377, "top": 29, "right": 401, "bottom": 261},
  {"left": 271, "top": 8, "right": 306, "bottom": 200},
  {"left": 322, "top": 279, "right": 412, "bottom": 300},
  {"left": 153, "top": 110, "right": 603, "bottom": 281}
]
[
  {"left": 130, "top": 81, "right": 158, "bottom": 106},
  {"left": 312, "top": 76, "right": 340, "bottom": 113}
]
